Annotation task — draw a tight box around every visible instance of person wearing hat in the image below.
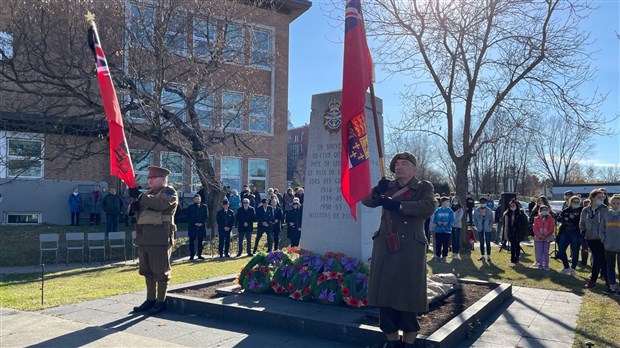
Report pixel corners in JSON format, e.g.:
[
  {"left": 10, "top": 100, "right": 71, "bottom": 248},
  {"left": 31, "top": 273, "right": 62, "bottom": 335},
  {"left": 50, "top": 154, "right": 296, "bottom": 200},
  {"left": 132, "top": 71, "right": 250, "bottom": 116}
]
[
  {"left": 101, "top": 186, "right": 123, "bottom": 233},
  {"left": 128, "top": 165, "right": 178, "bottom": 315},
  {"left": 253, "top": 198, "right": 274, "bottom": 253},
  {"left": 216, "top": 200, "right": 235, "bottom": 258},
  {"left": 562, "top": 190, "right": 574, "bottom": 210},
  {"left": 361, "top": 151, "right": 436, "bottom": 348},
  {"left": 236, "top": 198, "right": 256, "bottom": 257},
  {"left": 187, "top": 193, "right": 209, "bottom": 260},
  {"left": 287, "top": 197, "right": 303, "bottom": 247}
]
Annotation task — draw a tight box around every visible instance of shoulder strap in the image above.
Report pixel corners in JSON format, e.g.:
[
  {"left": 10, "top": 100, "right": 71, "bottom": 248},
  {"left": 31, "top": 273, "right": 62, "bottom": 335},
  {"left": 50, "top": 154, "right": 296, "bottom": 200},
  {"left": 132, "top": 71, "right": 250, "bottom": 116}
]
[{"left": 391, "top": 186, "right": 410, "bottom": 199}]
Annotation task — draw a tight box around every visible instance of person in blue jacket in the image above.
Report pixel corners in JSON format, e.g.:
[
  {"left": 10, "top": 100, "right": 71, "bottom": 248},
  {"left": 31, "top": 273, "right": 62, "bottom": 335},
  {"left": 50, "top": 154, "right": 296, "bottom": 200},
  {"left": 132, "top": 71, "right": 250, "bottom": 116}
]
[
  {"left": 68, "top": 187, "right": 82, "bottom": 226},
  {"left": 432, "top": 197, "right": 455, "bottom": 262}
]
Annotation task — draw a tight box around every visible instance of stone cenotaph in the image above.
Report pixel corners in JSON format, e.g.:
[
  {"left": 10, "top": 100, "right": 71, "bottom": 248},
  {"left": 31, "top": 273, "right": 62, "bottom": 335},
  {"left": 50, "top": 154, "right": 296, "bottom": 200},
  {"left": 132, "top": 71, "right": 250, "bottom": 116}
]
[{"left": 300, "top": 90, "right": 383, "bottom": 262}]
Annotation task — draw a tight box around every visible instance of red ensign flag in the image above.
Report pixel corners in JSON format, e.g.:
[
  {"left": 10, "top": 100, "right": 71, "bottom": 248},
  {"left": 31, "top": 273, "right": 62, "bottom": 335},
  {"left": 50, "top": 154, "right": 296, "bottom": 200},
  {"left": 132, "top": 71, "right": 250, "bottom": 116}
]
[
  {"left": 87, "top": 18, "right": 137, "bottom": 189},
  {"left": 341, "top": 0, "right": 373, "bottom": 220}
]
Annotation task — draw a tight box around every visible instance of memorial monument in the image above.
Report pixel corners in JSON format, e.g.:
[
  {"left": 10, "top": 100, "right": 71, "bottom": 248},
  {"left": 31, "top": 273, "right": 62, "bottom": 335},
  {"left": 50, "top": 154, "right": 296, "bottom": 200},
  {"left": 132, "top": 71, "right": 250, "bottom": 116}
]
[{"left": 301, "top": 90, "right": 383, "bottom": 262}]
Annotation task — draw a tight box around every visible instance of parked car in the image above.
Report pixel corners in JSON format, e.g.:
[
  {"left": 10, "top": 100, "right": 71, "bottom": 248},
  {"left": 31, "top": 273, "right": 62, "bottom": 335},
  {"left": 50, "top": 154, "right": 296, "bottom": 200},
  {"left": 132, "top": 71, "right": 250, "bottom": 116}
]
[{"left": 548, "top": 200, "right": 565, "bottom": 214}]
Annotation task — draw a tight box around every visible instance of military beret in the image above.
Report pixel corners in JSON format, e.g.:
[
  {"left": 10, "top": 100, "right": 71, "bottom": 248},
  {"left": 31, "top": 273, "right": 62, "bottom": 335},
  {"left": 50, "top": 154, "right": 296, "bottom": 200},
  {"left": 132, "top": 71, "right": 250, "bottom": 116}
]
[
  {"left": 389, "top": 152, "right": 417, "bottom": 173},
  {"left": 261, "top": 198, "right": 268, "bottom": 203},
  {"left": 564, "top": 190, "right": 573, "bottom": 196},
  {"left": 147, "top": 165, "right": 171, "bottom": 178}
]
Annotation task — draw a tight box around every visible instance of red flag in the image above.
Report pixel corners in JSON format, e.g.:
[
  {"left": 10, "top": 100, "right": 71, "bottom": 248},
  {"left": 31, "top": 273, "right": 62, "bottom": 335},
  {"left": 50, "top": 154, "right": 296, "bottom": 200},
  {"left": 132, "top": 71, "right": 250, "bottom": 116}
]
[
  {"left": 341, "top": 0, "right": 373, "bottom": 220},
  {"left": 87, "top": 19, "right": 137, "bottom": 189}
]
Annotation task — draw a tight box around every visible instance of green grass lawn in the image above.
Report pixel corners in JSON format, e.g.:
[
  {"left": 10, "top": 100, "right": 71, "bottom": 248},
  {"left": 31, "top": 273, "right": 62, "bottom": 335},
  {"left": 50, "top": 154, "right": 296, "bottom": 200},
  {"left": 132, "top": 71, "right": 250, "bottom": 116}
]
[{"left": 1, "top": 229, "right": 618, "bottom": 348}]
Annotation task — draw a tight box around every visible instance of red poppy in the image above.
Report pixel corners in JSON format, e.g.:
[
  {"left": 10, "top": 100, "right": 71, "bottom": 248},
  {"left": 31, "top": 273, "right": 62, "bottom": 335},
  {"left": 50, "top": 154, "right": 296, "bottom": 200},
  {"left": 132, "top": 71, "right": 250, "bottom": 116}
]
[
  {"left": 247, "top": 270, "right": 253, "bottom": 276},
  {"left": 348, "top": 297, "right": 359, "bottom": 307},
  {"left": 328, "top": 271, "right": 339, "bottom": 279},
  {"left": 317, "top": 274, "right": 327, "bottom": 284},
  {"left": 270, "top": 279, "right": 277, "bottom": 286},
  {"left": 291, "top": 291, "right": 302, "bottom": 300},
  {"left": 262, "top": 267, "right": 270, "bottom": 274},
  {"left": 342, "top": 287, "right": 351, "bottom": 297},
  {"left": 287, "top": 284, "right": 295, "bottom": 292},
  {"left": 337, "top": 276, "right": 344, "bottom": 284},
  {"left": 304, "top": 286, "right": 311, "bottom": 295},
  {"left": 361, "top": 298, "right": 368, "bottom": 306}
]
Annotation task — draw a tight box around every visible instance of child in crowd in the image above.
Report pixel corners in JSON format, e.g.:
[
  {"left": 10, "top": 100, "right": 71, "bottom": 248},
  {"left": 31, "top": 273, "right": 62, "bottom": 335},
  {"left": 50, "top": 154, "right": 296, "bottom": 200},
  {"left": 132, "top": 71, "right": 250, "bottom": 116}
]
[
  {"left": 432, "top": 197, "right": 455, "bottom": 262},
  {"left": 532, "top": 205, "right": 555, "bottom": 271},
  {"left": 600, "top": 194, "right": 620, "bottom": 295}
]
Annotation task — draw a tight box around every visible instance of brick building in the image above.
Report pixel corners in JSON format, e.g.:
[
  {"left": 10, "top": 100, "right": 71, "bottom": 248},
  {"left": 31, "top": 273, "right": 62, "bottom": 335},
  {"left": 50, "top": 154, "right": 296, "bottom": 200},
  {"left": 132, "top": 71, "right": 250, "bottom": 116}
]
[
  {"left": 287, "top": 124, "right": 309, "bottom": 186},
  {"left": 0, "top": 0, "right": 311, "bottom": 224}
]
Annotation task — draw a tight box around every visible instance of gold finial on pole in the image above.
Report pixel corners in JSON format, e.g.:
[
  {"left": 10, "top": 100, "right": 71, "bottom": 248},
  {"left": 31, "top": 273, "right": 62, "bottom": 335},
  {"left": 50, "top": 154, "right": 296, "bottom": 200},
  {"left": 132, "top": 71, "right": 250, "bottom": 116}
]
[{"left": 85, "top": 11, "right": 96, "bottom": 22}]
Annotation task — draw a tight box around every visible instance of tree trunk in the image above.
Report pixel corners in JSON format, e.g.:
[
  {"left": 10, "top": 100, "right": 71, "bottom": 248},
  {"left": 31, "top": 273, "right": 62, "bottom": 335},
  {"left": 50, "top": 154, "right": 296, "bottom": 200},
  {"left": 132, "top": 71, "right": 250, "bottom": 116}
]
[{"left": 454, "top": 163, "right": 470, "bottom": 251}]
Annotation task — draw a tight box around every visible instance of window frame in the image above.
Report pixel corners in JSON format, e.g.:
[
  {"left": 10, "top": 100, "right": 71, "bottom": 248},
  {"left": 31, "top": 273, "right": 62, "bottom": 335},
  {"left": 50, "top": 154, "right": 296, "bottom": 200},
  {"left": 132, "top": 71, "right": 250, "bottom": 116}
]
[
  {"left": 248, "top": 158, "right": 269, "bottom": 195},
  {"left": 192, "top": 17, "right": 217, "bottom": 60},
  {"left": 221, "top": 156, "right": 242, "bottom": 193},
  {"left": 248, "top": 94, "right": 272, "bottom": 134},
  {"left": 190, "top": 155, "right": 215, "bottom": 193},
  {"left": 0, "top": 31, "right": 13, "bottom": 60},
  {"left": 130, "top": 149, "right": 154, "bottom": 189},
  {"left": 223, "top": 23, "right": 245, "bottom": 64},
  {"left": 4, "top": 212, "right": 41, "bottom": 224},
  {"left": 6, "top": 136, "right": 44, "bottom": 179},
  {"left": 128, "top": 2, "right": 155, "bottom": 49},
  {"left": 249, "top": 26, "right": 273, "bottom": 70},
  {"left": 160, "top": 152, "right": 184, "bottom": 189},
  {"left": 221, "top": 90, "right": 244, "bottom": 131},
  {"left": 196, "top": 89, "right": 216, "bottom": 128}
]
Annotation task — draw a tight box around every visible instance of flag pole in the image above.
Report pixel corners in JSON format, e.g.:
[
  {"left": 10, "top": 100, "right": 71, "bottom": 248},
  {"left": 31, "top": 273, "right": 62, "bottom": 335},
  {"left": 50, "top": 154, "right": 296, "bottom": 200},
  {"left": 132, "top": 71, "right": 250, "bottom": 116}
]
[{"left": 368, "top": 83, "right": 385, "bottom": 178}]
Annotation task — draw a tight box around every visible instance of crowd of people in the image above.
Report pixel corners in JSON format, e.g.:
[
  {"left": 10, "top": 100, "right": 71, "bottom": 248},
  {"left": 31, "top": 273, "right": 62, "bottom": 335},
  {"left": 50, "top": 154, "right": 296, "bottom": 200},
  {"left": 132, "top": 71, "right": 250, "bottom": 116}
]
[
  {"left": 189, "top": 184, "right": 305, "bottom": 258},
  {"left": 425, "top": 188, "right": 620, "bottom": 296}
]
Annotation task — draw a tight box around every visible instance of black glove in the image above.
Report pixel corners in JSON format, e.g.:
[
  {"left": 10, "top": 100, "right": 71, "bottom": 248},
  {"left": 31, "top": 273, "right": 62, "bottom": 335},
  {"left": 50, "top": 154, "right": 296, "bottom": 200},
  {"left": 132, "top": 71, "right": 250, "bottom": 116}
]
[
  {"left": 128, "top": 201, "right": 141, "bottom": 216},
  {"left": 128, "top": 187, "right": 141, "bottom": 199},
  {"left": 382, "top": 197, "right": 401, "bottom": 211},
  {"left": 373, "top": 177, "right": 390, "bottom": 197}
]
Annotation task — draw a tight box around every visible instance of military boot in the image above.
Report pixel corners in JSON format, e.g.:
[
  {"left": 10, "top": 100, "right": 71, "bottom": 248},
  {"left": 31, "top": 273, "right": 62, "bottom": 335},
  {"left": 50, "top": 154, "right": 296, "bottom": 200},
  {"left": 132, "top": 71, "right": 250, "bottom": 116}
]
[
  {"left": 132, "top": 300, "right": 156, "bottom": 312},
  {"left": 148, "top": 301, "right": 167, "bottom": 315}
]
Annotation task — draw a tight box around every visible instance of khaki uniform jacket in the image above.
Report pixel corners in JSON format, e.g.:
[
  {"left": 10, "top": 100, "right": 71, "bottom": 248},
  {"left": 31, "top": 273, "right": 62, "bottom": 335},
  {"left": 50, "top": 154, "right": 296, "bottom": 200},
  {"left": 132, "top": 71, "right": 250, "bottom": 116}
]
[
  {"left": 136, "top": 185, "right": 178, "bottom": 246},
  {"left": 362, "top": 177, "right": 436, "bottom": 313}
]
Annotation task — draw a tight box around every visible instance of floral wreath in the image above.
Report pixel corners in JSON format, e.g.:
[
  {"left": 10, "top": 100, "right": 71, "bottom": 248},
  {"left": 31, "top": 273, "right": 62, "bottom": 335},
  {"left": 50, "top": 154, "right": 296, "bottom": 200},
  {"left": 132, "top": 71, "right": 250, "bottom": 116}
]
[
  {"left": 237, "top": 252, "right": 269, "bottom": 290},
  {"left": 242, "top": 264, "right": 272, "bottom": 293},
  {"left": 314, "top": 270, "right": 344, "bottom": 305},
  {"left": 287, "top": 264, "right": 316, "bottom": 301},
  {"left": 269, "top": 251, "right": 294, "bottom": 295},
  {"left": 341, "top": 271, "right": 369, "bottom": 307}
]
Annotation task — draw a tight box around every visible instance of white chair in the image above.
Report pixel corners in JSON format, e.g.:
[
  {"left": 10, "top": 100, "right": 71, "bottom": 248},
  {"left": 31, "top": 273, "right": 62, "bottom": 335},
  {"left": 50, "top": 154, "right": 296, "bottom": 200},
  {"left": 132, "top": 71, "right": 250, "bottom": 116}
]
[
  {"left": 65, "top": 232, "right": 85, "bottom": 265},
  {"left": 87, "top": 232, "right": 106, "bottom": 263},
  {"left": 108, "top": 232, "right": 126, "bottom": 262},
  {"left": 175, "top": 230, "right": 189, "bottom": 258},
  {"left": 40, "top": 233, "right": 59, "bottom": 264}
]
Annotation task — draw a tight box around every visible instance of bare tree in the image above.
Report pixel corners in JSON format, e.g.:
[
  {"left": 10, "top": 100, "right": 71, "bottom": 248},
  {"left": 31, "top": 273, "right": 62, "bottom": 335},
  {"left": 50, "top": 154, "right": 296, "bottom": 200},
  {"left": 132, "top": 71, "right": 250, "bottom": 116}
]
[
  {"left": 349, "top": 0, "right": 608, "bottom": 247},
  {"left": 532, "top": 115, "right": 590, "bottom": 185},
  {"left": 597, "top": 165, "right": 620, "bottom": 183},
  {"left": 0, "top": 0, "right": 284, "bottom": 229}
]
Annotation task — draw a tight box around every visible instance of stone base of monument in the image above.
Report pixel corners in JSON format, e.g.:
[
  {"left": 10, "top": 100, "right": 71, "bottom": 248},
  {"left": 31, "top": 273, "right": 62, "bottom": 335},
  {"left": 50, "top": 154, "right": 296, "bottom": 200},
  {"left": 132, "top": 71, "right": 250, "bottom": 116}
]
[{"left": 166, "top": 276, "right": 511, "bottom": 348}]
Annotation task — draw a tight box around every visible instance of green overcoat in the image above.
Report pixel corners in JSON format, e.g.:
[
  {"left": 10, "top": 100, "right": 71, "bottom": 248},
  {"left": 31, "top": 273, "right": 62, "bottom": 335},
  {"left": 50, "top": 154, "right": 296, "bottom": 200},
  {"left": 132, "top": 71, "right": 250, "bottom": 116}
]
[{"left": 362, "top": 177, "right": 436, "bottom": 313}]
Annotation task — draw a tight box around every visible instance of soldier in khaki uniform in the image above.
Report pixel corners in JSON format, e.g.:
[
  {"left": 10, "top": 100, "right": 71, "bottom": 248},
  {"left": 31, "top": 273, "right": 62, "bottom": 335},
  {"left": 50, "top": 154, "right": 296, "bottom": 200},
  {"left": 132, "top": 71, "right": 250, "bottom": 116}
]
[{"left": 128, "top": 166, "right": 178, "bottom": 315}]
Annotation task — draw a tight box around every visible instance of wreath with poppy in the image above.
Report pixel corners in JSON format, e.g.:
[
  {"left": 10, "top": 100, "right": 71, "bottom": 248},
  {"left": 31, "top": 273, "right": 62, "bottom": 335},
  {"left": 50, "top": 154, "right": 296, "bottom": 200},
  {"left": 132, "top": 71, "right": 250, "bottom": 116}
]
[
  {"left": 314, "top": 270, "right": 344, "bottom": 305},
  {"left": 341, "top": 271, "right": 369, "bottom": 308}
]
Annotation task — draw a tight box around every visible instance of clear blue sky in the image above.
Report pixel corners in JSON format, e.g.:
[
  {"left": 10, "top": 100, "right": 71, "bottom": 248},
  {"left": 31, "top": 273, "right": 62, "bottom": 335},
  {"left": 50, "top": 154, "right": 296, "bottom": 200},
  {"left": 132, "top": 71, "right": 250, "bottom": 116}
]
[{"left": 288, "top": 1, "right": 620, "bottom": 167}]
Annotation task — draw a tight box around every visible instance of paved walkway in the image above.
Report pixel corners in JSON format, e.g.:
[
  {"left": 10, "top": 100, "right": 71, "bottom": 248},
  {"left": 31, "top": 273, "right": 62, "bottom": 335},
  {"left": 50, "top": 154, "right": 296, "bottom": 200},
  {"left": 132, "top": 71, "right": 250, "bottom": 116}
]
[{"left": 1, "top": 261, "right": 583, "bottom": 347}]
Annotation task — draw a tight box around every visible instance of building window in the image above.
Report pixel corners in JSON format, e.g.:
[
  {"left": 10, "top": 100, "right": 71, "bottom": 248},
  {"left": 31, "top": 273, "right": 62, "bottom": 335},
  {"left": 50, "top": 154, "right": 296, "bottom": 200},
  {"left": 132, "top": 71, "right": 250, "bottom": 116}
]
[
  {"left": 191, "top": 155, "right": 215, "bottom": 192},
  {"left": 7, "top": 138, "right": 43, "bottom": 178},
  {"left": 131, "top": 150, "right": 153, "bottom": 188},
  {"left": 160, "top": 152, "right": 184, "bottom": 190},
  {"left": 248, "top": 158, "right": 268, "bottom": 194},
  {"left": 193, "top": 18, "right": 216, "bottom": 59},
  {"left": 224, "top": 24, "right": 244, "bottom": 64},
  {"left": 196, "top": 90, "right": 216, "bottom": 128},
  {"left": 129, "top": 80, "right": 154, "bottom": 121},
  {"left": 249, "top": 95, "right": 271, "bottom": 133},
  {"left": 129, "top": 3, "right": 154, "bottom": 49},
  {"left": 0, "top": 31, "right": 13, "bottom": 60},
  {"left": 165, "top": 13, "right": 188, "bottom": 56},
  {"left": 221, "top": 157, "right": 242, "bottom": 192},
  {"left": 5, "top": 213, "right": 41, "bottom": 224},
  {"left": 250, "top": 28, "right": 272, "bottom": 69},
  {"left": 221, "top": 91, "right": 244, "bottom": 130},
  {"left": 161, "top": 85, "right": 186, "bottom": 121}
]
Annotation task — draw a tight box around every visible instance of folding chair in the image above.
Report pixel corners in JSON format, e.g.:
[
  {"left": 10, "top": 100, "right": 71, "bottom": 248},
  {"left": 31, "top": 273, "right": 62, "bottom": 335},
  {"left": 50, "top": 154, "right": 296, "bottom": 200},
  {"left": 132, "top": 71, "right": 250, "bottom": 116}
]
[
  {"left": 175, "top": 230, "right": 189, "bottom": 258},
  {"left": 40, "top": 233, "right": 59, "bottom": 264},
  {"left": 108, "top": 231, "right": 127, "bottom": 262},
  {"left": 87, "top": 232, "right": 106, "bottom": 263},
  {"left": 65, "top": 232, "right": 85, "bottom": 265}
]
